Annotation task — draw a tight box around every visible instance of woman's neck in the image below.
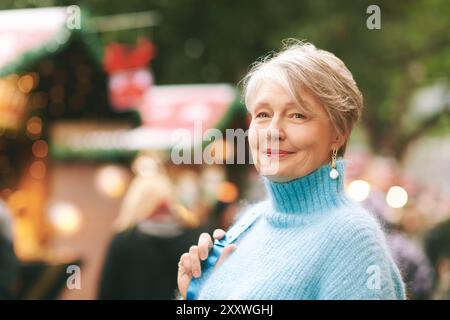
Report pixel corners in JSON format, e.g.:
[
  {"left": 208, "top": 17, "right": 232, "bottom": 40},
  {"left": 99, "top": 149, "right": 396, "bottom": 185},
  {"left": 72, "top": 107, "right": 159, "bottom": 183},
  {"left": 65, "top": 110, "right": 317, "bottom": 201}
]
[{"left": 263, "top": 159, "right": 351, "bottom": 215}]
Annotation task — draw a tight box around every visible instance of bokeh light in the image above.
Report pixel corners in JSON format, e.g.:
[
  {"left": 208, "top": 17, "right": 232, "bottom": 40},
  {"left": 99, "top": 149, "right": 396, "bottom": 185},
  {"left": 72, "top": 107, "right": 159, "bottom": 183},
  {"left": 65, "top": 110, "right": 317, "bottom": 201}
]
[
  {"left": 26, "top": 116, "right": 42, "bottom": 136},
  {"left": 17, "top": 74, "right": 35, "bottom": 93},
  {"left": 346, "top": 180, "right": 371, "bottom": 202},
  {"left": 386, "top": 186, "right": 409, "bottom": 208},
  {"left": 29, "top": 160, "right": 46, "bottom": 179},
  {"left": 32, "top": 140, "right": 48, "bottom": 158},
  {"left": 48, "top": 202, "right": 82, "bottom": 236},
  {"left": 216, "top": 181, "right": 238, "bottom": 203},
  {"left": 94, "top": 165, "right": 129, "bottom": 198}
]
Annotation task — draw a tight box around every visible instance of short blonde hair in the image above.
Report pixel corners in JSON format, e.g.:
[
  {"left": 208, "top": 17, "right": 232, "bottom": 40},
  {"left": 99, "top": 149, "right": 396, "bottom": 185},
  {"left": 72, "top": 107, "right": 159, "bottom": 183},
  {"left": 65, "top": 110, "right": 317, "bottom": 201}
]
[
  {"left": 241, "top": 39, "right": 363, "bottom": 156},
  {"left": 114, "top": 154, "right": 200, "bottom": 231}
]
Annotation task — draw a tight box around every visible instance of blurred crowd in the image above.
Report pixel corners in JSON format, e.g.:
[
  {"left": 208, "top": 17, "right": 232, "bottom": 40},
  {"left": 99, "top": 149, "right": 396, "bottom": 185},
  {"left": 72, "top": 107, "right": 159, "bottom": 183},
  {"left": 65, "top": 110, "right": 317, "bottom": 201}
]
[{"left": 345, "top": 149, "right": 450, "bottom": 299}]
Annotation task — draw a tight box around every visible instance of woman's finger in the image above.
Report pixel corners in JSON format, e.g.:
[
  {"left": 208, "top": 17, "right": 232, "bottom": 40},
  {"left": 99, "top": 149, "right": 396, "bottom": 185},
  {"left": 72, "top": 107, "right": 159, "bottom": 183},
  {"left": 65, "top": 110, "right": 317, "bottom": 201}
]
[
  {"left": 189, "top": 245, "right": 202, "bottom": 278},
  {"left": 197, "top": 233, "right": 213, "bottom": 261},
  {"left": 180, "top": 253, "right": 191, "bottom": 272},
  {"left": 177, "top": 252, "right": 193, "bottom": 299},
  {"left": 213, "top": 229, "right": 226, "bottom": 240},
  {"left": 214, "top": 244, "right": 237, "bottom": 270}
]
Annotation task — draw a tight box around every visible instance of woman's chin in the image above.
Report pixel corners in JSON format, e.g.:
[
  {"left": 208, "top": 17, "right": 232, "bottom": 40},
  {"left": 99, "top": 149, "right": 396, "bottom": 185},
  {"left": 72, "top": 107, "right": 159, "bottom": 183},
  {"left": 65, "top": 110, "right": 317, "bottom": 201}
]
[
  {"left": 262, "top": 173, "right": 295, "bottom": 183},
  {"left": 259, "top": 167, "right": 295, "bottom": 182}
]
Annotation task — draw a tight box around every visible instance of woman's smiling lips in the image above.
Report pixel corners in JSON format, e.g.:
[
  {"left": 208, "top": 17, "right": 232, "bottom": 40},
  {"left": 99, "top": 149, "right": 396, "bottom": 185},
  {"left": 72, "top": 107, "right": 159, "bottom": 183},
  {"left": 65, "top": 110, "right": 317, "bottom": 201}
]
[{"left": 264, "top": 148, "right": 295, "bottom": 158}]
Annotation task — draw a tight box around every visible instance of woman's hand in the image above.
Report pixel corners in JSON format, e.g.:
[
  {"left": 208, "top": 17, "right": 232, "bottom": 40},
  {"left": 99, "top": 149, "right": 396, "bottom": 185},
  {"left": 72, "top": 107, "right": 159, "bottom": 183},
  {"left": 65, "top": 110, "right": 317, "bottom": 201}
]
[{"left": 177, "top": 229, "right": 237, "bottom": 299}]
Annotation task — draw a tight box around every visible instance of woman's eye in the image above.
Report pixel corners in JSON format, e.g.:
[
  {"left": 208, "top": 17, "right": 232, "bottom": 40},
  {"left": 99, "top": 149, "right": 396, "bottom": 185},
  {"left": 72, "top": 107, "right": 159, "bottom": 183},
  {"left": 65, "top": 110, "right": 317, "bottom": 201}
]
[
  {"left": 255, "top": 112, "right": 270, "bottom": 118},
  {"left": 291, "top": 113, "right": 306, "bottom": 119}
]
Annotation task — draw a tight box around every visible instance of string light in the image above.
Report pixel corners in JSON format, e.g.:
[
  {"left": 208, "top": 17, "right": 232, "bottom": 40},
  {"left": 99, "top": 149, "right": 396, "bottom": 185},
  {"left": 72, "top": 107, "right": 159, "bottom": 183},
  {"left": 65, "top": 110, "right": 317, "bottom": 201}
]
[
  {"left": 26, "top": 116, "right": 42, "bottom": 137},
  {"left": 32, "top": 140, "right": 48, "bottom": 158},
  {"left": 48, "top": 202, "right": 82, "bottom": 236},
  {"left": 346, "top": 180, "right": 371, "bottom": 202},
  {"left": 95, "top": 165, "right": 129, "bottom": 198},
  {"left": 29, "top": 160, "right": 46, "bottom": 179},
  {"left": 17, "top": 74, "right": 35, "bottom": 93},
  {"left": 386, "top": 186, "right": 408, "bottom": 208}
]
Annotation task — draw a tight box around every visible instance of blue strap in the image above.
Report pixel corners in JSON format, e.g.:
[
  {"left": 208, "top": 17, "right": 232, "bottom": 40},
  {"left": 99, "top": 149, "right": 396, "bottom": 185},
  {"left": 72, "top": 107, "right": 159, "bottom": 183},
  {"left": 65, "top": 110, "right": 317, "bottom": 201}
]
[{"left": 186, "top": 209, "right": 261, "bottom": 300}]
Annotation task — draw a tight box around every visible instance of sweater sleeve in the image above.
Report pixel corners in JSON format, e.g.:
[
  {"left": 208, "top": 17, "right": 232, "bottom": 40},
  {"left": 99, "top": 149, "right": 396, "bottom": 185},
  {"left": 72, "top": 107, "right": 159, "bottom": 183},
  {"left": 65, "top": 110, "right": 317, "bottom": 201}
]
[{"left": 318, "top": 215, "right": 406, "bottom": 300}]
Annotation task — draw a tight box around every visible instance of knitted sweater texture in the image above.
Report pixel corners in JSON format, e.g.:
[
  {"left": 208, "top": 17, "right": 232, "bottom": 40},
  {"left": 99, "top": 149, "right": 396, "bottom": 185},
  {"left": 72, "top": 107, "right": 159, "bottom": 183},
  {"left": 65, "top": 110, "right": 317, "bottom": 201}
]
[{"left": 197, "top": 160, "right": 406, "bottom": 300}]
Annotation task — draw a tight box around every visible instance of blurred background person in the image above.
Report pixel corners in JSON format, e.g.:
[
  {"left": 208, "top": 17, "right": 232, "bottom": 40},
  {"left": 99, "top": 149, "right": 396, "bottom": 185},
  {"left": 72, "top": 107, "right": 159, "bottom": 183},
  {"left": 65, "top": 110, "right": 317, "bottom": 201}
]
[
  {"left": 98, "top": 156, "right": 202, "bottom": 299},
  {"left": 425, "top": 218, "right": 450, "bottom": 299},
  {"left": 361, "top": 157, "right": 435, "bottom": 299}
]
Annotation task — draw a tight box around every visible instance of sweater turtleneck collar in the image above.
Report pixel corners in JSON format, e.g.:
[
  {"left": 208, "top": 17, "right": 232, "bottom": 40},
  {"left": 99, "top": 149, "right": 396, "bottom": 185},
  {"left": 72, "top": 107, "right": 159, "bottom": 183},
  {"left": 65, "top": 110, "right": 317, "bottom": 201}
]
[{"left": 262, "top": 159, "right": 352, "bottom": 227}]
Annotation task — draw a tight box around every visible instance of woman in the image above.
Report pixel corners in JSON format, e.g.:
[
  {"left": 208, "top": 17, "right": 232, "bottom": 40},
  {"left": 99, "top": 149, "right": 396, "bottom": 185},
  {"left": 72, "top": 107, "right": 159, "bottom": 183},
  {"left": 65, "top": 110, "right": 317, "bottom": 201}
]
[
  {"left": 99, "top": 155, "right": 200, "bottom": 299},
  {"left": 177, "top": 40, "right": 406, "bottom": 300}
]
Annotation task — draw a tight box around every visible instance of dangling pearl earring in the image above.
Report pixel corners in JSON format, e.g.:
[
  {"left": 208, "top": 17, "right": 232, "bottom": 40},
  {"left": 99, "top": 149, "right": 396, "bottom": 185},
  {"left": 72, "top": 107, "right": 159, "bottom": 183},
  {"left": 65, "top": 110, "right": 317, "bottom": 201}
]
[{"left": 329, "top": 148, "right": 339, "bottom": 180}]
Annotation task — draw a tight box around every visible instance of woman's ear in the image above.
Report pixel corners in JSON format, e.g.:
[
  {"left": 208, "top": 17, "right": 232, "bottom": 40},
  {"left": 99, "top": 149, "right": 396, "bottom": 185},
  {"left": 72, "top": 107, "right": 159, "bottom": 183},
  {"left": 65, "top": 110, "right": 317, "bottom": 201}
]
[{"left": 331, "top": 132, "right": 346, "bottom": 150}]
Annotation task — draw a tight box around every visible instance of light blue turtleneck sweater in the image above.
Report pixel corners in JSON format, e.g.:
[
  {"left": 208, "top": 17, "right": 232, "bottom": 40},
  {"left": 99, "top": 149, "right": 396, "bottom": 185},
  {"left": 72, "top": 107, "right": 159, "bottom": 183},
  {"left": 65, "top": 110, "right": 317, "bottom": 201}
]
[{"left": 197, "top": 160, "right": 406, "bottom": 300}]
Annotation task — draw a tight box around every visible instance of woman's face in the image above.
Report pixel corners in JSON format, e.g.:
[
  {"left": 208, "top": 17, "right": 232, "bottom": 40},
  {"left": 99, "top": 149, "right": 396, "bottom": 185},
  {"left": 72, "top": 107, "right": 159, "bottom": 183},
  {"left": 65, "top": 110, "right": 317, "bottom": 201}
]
[{"left": 248, "top": 81, "right": 343, "bottom": 182}]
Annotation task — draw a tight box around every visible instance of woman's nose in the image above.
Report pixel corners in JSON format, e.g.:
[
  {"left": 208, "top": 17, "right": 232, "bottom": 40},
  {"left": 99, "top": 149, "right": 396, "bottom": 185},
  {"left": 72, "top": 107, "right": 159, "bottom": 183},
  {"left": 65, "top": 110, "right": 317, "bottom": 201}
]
[{"left": 266, "top": 119, "right": 285, "bottom": 141}]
